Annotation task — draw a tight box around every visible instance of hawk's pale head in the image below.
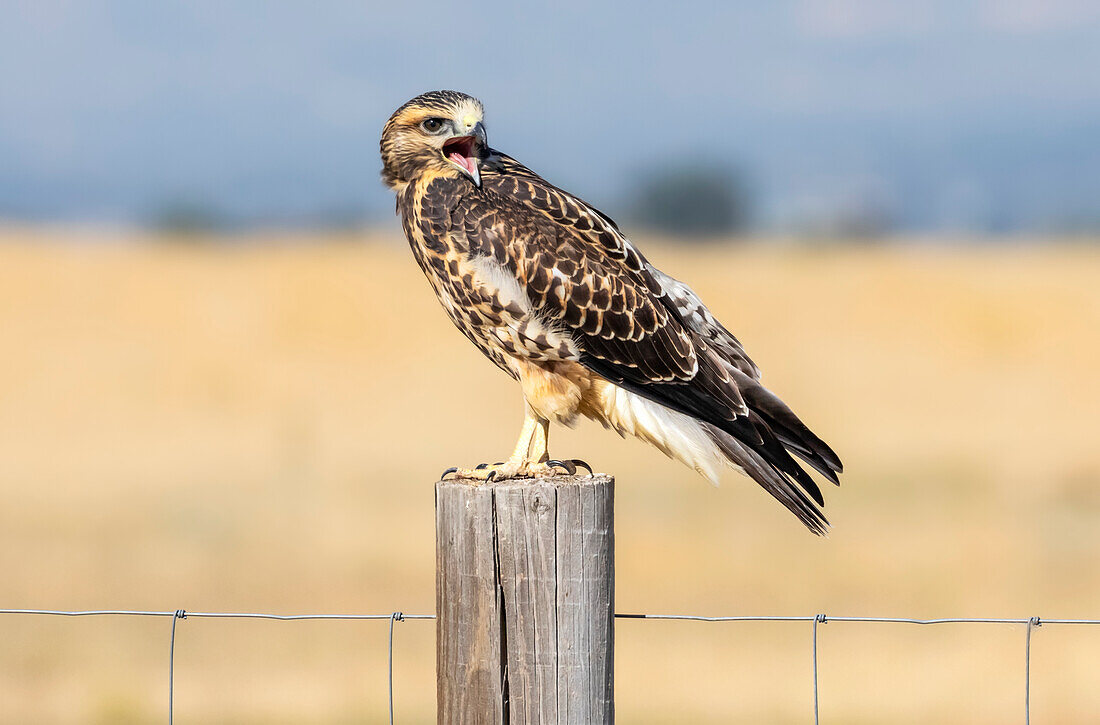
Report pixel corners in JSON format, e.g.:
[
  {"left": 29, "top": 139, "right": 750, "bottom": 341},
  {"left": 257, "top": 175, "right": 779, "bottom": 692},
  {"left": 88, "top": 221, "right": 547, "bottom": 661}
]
[{"left": 380, "top": 90, "right": 487, "bottom": 191}]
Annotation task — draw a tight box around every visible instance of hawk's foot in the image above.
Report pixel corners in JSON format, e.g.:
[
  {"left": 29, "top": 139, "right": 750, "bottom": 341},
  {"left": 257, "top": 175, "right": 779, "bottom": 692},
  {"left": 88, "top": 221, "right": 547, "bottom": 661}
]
[{"left": 440, "top": 458, "right": 592, "bottom": 482}]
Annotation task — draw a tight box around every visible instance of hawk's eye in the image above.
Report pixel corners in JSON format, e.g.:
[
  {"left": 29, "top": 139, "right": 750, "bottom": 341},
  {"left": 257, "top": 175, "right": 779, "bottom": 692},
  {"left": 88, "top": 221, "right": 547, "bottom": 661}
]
[{"left": 421, "top": 118, "right": 447, "bottom": 134}]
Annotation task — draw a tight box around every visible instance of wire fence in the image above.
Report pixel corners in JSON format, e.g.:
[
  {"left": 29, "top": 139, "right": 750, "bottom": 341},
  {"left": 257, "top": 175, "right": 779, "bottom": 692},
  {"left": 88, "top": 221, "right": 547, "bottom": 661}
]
[{"left": 2, "top": 608, "right": 1098, "bottom": 723}]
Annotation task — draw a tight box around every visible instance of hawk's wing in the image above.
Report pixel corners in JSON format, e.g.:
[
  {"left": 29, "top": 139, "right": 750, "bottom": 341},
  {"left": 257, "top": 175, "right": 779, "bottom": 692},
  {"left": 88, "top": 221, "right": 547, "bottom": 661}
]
[
  {"left": 467, "top": 154, "right": 841, "bottom": 529},
  {"left": 485, "top": 155, "right": 760, "bottom": 372},
  {"left": 648, "top": 267, "right": 761, "bottom": 380}
]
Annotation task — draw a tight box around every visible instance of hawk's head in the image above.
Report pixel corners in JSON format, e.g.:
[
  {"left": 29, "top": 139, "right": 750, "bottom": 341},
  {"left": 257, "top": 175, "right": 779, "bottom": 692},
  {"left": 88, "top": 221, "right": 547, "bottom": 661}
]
[{"left": 380, "top": 90, "right": 487, "bottom": 191}]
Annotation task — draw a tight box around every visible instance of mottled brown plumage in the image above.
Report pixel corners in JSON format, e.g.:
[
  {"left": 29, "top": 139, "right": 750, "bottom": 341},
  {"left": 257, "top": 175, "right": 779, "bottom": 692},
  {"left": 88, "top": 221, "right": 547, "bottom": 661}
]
[{"left": 380, "top": 90, "right": 842, "bottom": 533}]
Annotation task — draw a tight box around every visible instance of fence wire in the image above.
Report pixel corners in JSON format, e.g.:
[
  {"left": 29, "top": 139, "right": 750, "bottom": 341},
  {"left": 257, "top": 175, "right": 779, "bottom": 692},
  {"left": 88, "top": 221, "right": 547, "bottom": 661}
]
[{"left": 2, "top": 608, "right": 1098, "bottom": 723}]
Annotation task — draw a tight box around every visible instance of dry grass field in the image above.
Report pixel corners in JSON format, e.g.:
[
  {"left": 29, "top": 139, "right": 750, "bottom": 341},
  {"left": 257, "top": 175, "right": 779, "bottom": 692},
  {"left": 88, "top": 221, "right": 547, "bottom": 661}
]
[{"left": 1, "top": 227, "right": 1098, "bottom": 723}]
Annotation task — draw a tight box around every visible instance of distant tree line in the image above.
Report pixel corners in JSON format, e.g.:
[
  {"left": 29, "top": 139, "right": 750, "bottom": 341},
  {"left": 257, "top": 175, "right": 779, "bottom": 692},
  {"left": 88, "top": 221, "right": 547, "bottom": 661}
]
[{"left": 628, "top": 163, "right": 750, "bottom": 238}]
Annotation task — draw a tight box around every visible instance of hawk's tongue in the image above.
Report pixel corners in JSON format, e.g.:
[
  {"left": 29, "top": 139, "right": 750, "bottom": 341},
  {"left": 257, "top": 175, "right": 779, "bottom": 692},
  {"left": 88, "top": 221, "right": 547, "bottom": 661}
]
[{"left": 448, "top": 150, "right": 474, "bottom": 175}]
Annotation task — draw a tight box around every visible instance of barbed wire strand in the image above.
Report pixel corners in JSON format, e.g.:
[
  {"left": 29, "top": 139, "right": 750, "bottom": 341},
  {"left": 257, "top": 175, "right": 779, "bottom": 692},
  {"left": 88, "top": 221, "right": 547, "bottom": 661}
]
[
  {"left": 615, "top": 614, "right": 1098, "bottom": 624},
  {"left": 3, "top": 609, "right": 1098, "bottom": 723},
  {"left": 6, "top": 609, "right": 1097, "bottom": 625}
]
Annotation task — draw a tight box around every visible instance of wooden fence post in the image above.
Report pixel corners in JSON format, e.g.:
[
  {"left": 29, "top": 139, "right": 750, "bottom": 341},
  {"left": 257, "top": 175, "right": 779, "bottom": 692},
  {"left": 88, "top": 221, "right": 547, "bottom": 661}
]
[{"left": 436, "top": 474, "right": 615, "bottom": 724}]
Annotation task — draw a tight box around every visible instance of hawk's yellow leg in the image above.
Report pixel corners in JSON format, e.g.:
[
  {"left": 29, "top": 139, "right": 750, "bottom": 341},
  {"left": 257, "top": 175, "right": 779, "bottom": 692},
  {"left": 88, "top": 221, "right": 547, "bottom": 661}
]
[{"left": 441, "top": 403, "right": 590, "bottom": 481}]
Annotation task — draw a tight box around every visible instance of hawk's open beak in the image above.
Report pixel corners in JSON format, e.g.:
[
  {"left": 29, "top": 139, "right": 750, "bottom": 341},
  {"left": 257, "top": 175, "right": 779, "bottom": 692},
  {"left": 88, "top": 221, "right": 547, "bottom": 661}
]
[{"left": 442, "top": 121, "right": 486, "bottom": 188}]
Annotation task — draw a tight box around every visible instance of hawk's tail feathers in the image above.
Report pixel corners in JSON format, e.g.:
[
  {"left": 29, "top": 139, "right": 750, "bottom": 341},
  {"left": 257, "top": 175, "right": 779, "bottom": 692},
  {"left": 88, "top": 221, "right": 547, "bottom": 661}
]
[
  {"left": 727, "top": 367, "right": 843, "bottom": 482},
  {"left": 703, "top": 422, "right": 830, "bottom": 536}
]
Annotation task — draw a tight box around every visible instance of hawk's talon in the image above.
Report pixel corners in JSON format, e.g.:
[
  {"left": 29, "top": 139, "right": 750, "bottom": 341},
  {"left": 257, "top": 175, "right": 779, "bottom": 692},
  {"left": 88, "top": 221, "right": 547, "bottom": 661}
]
[
  {"left": 438, "top": 464, "right": 514, "bottom": 482},
  {"left": 441, "top": 466, "right": 459, "bottom": 479},
  {"left": 569, "top": 459, "right": 594, "bottom": 476},
  {"left": 547, "top": 459, "right": 577, "bottom": 475}
]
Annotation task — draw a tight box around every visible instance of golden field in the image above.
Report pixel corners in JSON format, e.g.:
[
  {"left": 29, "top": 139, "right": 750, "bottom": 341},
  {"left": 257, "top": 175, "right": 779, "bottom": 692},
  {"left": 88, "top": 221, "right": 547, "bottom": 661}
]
[{"left": 1, "top": 227, "right": 1099, "bottom": 723}]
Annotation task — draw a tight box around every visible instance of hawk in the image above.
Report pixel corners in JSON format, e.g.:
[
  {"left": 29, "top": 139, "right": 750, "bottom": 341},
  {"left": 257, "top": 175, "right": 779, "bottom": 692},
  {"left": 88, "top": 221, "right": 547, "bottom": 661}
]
[{"left": 380, "top": 90, "right": 842, "bottom": 533}]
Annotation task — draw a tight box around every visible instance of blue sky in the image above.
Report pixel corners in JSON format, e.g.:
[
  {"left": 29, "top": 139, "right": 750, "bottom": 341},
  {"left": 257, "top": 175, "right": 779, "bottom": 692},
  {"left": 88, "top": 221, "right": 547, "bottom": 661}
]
[{"left": 1, "top": 0, "right": 1098, "bottom": 232}]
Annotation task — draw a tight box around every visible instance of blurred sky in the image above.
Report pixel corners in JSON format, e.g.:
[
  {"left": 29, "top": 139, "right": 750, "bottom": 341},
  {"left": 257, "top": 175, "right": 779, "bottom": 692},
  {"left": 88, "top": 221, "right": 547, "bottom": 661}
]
[{"left": 1, "top": 0, "right": 1098, "bottom": 233}]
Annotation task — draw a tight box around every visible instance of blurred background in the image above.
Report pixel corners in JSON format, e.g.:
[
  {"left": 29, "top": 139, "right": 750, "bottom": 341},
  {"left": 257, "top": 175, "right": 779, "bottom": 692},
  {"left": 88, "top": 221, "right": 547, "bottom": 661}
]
[{"left": 1, "top": 1, "right": 1098, "bottom": 723}]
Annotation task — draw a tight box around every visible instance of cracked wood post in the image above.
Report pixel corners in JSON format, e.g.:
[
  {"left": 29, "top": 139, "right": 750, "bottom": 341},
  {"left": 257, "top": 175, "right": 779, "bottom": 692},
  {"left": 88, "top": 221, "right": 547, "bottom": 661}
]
[{"left": 436, "top": 474, "right": 614, "bottom": 724}]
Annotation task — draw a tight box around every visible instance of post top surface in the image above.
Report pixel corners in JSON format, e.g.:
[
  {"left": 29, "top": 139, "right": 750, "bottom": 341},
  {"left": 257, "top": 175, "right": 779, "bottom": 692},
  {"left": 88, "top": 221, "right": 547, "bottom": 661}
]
[{"left": 436, "top": 473, "right": 613, "bottom": 489}]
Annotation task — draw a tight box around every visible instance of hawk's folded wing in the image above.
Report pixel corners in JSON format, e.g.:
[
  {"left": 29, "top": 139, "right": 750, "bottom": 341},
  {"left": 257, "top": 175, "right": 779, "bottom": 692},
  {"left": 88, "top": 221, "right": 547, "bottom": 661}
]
[{"left": 459, "top": 157, "right": 841, "bottom": 530}]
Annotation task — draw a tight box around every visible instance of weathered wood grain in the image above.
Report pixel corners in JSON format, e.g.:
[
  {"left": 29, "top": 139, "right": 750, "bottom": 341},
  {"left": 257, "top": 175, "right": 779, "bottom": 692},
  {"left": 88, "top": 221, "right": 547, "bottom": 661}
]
[
  {"left": 436, "top": 481, "right": 504, "bottom": 724},
  {"left": 436, "top": 474, "right": 614, "bottom": 724}
]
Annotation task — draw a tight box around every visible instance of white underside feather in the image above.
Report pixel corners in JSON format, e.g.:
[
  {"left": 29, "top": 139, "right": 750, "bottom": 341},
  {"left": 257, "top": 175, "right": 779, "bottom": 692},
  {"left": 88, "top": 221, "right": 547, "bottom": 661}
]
[{"left": 585, "top": 380, "right": 739, "bottom": 484}]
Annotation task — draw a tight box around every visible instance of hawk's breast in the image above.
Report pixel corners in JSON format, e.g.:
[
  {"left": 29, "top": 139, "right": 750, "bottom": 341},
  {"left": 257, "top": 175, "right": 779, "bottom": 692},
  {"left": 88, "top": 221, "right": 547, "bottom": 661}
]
[{"left": 398, "top": 175, "right": 579, "bottom": 380}]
